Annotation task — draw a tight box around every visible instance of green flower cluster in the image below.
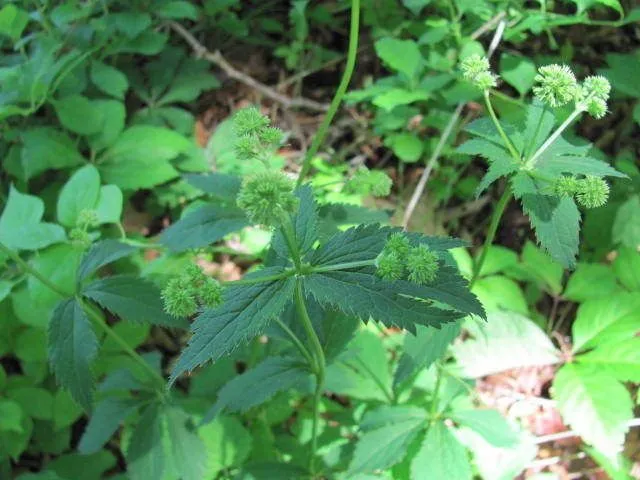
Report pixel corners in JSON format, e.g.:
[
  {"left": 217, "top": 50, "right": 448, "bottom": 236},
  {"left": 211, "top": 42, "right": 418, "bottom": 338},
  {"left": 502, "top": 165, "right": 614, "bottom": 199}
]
[
  {"left": 344, "top": 167, "right": 393, "bottom": 197},
  {"left": 162, "top": 263, "right": 224, "bottom": 318},
  {"left": 376, "top": 233, "right": 439, "bottom": 285},
  {"left": 460, "top": 54, "right": 497, "bottom": 91},
  {"left": 554, "top": 175, "right": 610, "bottom": 209},
  {"left": 237, "top": 170, "right": 298, "bottom": 227},
  {"left": 233, "top": 106, "right": 284, "bottom": 163},
  {"left": 69, "top": 209, "right": 100, "bottom": 250}
]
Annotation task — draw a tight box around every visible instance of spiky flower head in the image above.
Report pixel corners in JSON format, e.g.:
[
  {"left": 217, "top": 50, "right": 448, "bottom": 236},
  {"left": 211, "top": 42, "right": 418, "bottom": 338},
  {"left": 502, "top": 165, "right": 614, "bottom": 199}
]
[
  {"left": 69, "top": 228, "right": 91, "bottom": 249},
  {"left": 233, "top": 107, "right": 270, "bottom": 136},
  {"left": 460, "top": 54, "right": 497, "bottom": 91},
  {"left": 474, "top": 71, "right": 498, "bottom": 90},
  {"left": 576, "top": 176, "right": 609, "bottom": 209},
  {"left": 384, "top": 233, "right": 411, "bottom": 259},
  {"left": 237, "top": 170, "right": 298, "bottom": 226},
  {"left": 376, "top": 253, "right": 405, "bottom": 281},
  {"left": 76, "top": 209, "right": 100, "bottom": 229},
  {"left": 162, "top": 277, "right": 198, "bottom": 318},
  {"left": 199, "top": 277, "right": 224, "bottom": 308},
  {"left": 533, "top": 64, "right": 578, "bottom": 107},
  {"left": 553, "top": 175, "right": 580, "bottom": 197},
  {"left": 235, "top": 134, "right": 261, "bottom": 161},
  {"left": 258, "top": 127, "right": 284, "bottom": 147},
  {"left": 406, "top": 245, "right": 439, "bottom": 285},
  {"left": 585, "top": 96, "right": 608, "bottom": 119},
  {"left": 582, "top": 76, "right": 611, "bottom": 102},
  {"left": 346, "top": 167, "right": 393, "bottom": 197}
]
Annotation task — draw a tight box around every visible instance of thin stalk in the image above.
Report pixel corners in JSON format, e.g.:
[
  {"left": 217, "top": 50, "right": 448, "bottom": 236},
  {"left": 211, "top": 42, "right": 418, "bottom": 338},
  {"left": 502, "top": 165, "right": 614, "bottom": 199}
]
[
  {"left": 296, "top": 0, "right": 361, "bottom": 186},
  {"left": 428, "top": 361, "right": 444, "bottom": 425},
  {"left": 523, "top": 104, "right": 547, "bottom": 161},
  {"left": 228, "top": 271, "right": 294, "bottom": 286},
  {"left": 281, "top": 216, "right": 302, "bottom": 270},
  {"left": 470, "top": 188, "right": 513, "bottom": 287},
  {"left": 483, "top": 91, "right": 521, "bottom": 162},
  {"left": 294, "top": 279, "right": 326, "bottom": 474},
  {"left": 273, "top": 317, "right": 315, "bottom": 368},
  {"left": 527, "top": 108, "right": 583, "bottom": 167},
  {"left": 311, "top": 259, "right": 374, "bottom": 273}
]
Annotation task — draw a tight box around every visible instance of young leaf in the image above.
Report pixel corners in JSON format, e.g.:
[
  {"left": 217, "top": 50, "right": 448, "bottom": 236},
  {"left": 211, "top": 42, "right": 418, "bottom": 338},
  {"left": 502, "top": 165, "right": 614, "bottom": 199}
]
[
  {"left": 126, "top": 403, "right": 165, "bottom": 480},
  {"left": 56, "top": 165, "right": 101, "bottom": 227},
  {"left": 159, "top": 204, "right": 249, "bottom": 252},
  {"left": 203, "top": 356, "right": 311, "bottom": 422},
  {"left": 48, "top": 299, "right": 98, "bottom": 411},
  {"left": 272, "top": 185, "right": 318, "bottom": 260},
  {"left": 553, "top": 363, "right": 633, "bottom": 460},
  {"left": 450, "top": 409, "right": 519, "bottom": 448},
  {"left": 77, "top": 240, "right": 137, "bottom": 283},
  {"left": 95, "top": 185, "right": 123, "bottom": 224},
  {"left": 78, "top": 398, "right": 140, "bottom": 454},
  {"left": 165, "top": 408, "right": 208, "bottom": 480},
  {"left": 82, "top": 275, "right": 185, "bottom": 327},
  {"left": 348, "top": 405, "right": 426, "bottom": 474},
  {"left": 170, "top": 269, "right": 296, "bottom": 385},
  {"left": 374, "top": 38, "right": 422, "bottom": 79},
  {"left": 410, "top": 421, "right": 472, "bottom": 480},
  {"left": 522, "top": 101, "right": 556, "bottom": 157}
]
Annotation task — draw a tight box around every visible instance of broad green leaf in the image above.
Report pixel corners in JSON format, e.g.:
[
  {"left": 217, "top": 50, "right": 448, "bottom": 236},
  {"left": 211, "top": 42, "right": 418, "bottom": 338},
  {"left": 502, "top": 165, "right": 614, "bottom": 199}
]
[
  {"left": 585, "top": 447, "right": 634, "bottom": 480},
  {"left": 48, "top": 451, "right": 116, "bottom": 480},
  {"left": 78, "top": 398, "right": 139, "bottom": 454},
  {"left": 553, "top": 363, "right": 632, "bottom": 460},
  {"left": 28, "top": 244, "right": 79, "bottom": 306},
  {"left": 311, "top": 224, "right": 390, "bottom": 266},
  {"left": 564, "top": 263, "right": 620, "bottom": 302},
  {"left": 571, "top": 293, "right": 640, "bottom": 353},
  {"left": 0, "top": 399, "right": 23, "bottom": 432},
  {"left": 272, "top": 185, "right": 318, "bottom": 260},
  {"left": 157, "top": 1, "right": 199, "bottom": 20},
  {"left": 52, "top": 95, "right": 104, "bottom": 136},
  {"left": 402, "top": 0, "right": 432, "bottom": 15},
  {"left": 567, "top": 0, "right": 623, "bottom": 16},
  {"left": 6, "top": 387, "right": 53, "bottom": 421},
  {"left": 411, "top": 421, "right": 472, "bottom": 480},
  {"left": 385, "top": 133, "right": 423, "bottom": 163},
  {"left": 520, "top": 241, "right": 564, "bottom": 295},
  {"left": 77, "top": 240, "right": 137, "bottom": 282},
  {"left": 613, "top": 248, "right": 640, "bottom": 291},
  {"left": 200, "top": 415, "right": 252, "bottom": 477},
  {"left": 472, "top": 275, "right": 529, "bottom": 315},
  {"left": 165, "top": 408, "right": 207, "bottom": 480},
  {"left": 184, "top": 172, "right": 242, "bottom": 201},
  {"left": 14, "top": 327, "right": 47, "bottom": 362},
  {"left": 19, "top": 128, "right": 84, "bottom": 180},
  {"left": 48, "top": 299, "right": 98, "bottom": 411},
  {"left": 372, "top": 88, "right": 429, "bottom": 111},
  {"left": 394, "top": 321, "right": 461, "bottom": 386},
  {"left": 204, "top": 356, "right": 311, "bottom": 422},
  {"left": 0, "top": 414, "right": 32, "bottom": 460},
  {"left": 95, "top": 185, "right": 123, "bottom": 224},
  {"left": 453, "top": 312, "right": 561, "bottom": 378},
  {"left": 536, "top": 154, "right": 626, "bottom": 179},
  {"left": 170, "top": 269, "right": 296, "bottom": 384},
  {"left": 160, "top": 204, "right": 249, "bottom": 252},
  {"left": 0, "top": 4, "right": 29, "bottom": 41},
  {"left": 612, "top": 195, "right": 640, "bottom": 249},
  {"left": 305, "top": 271, "right": 464, "bottom": 334},
  {"left": 90, "top": 61, "right": 128, "bottom": 99},
  {"left": 600, "top": 52, "right": 640, "bottom": 98},
  {"left": 82, "top": 275, "right": 183, "bottom": 327},
  {"left": 478, "top": 246, "right": 519, "bottom": 276},
  {"left": 349, "top": 406, "right": 426, "bottom": 474},
  {"left": 579, "top": 338, "right": 640, "bottom": 382},
  {"left": 87, "top": 100, "right": 126, "bottom": 152},
  {"left": 0, "top": 185, "right": 66, "bottom": 251},
  {"left": 56, "top": 165, "right": 101, "bottom": 227},
  {"left": 126, "top": 403, "right": 165, "bottom": 480},
  {"left": 451, "top": 409, "right": 518, "bottom": 447},
  {"left": 374, "top": 38, "right": 422, "bottom": 79},
  {"left": 52, "top": 391, "right": 83, "bottom": 430},
  {"left": 500, "top": 54, "right": 536, "bottom": 96}
]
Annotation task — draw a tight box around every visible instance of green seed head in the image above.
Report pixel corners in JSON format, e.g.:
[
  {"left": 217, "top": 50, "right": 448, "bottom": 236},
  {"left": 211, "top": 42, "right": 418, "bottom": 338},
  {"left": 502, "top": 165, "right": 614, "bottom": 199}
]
[
  {"left": 553, "top": 175, "right": 580, "bottom": 197},
  {"left": 576, "top": 176, "right": 609, "bottom": 209},
  {"left": 406, "top": 245, "right": 439, "bottom": 285},
  {"left": 235, "top": 134, "right": 261, "bottom": 161},
  {"left": 582, "top": 75, "right": 611, "bottom": 102},
  {"left": 199, "top": 277, "right": 224, "bottom": 308},
  {"left": 376, "top": 252, "right": 405, "bottom": 281},
  {"left": 585, "top": 96, "right": 608, "bottom": 119},
  {"left": 69, "top": 228, "right": 91, "bottom": 249},
  {"left": 384, "top": 233, "right": 411, "bottom": 260},
  {"left": 460, "top": 54, "right": 497, "bottom": 91},
  {"left": 162, "top": 277, "right": 198, "bottom": 317},
  {"left": 347, "top": 167, "right": 393, "bottom": 197},
  {"left": 533, "top": 64, "right": 578, "bottom": 107},
  {"left": 76, "top": 209, "right": 100, "bottom": 229},
  {"left": 473, "top": 71, "right": 498, "bottom": 90},
  {"left": 233, "top": 107, "right": 270, "bottom": 137},
  {"left": 237, "top": 170, "right": 298, "bottom": 226},
  {"left": 258, "top": 127, "right": 284, "bottom": 147}
]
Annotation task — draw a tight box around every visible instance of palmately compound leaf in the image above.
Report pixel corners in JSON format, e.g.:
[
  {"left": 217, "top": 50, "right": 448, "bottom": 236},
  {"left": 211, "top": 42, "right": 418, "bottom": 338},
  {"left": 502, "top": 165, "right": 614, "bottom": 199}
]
[
  {"left": 348, "top": 405, "right": 427, "bottom": 474},
  {"left": 272, "top": 185, "right": 319, "bottom": 261},
  {"left": 76, "top": 240, "right": 137, "bottom": 283},
  {"left": 48, "top": 299, "right": 98, "bottom": 411},
  {"left": 512, "top": 172, "right": 580, "bottom": 269},
  {"left": 553, "top": 363, "right": 633, "bottom": 461},
  {"left": 165, "top": 407, "right": 208, "bottom": 480},
  {"left": 82, "top": 275, "right": 186, "bottom": 327},
  {"left": 78, "top": 397, "right": 140, "bottom": 454},
  {"left": 203, "top": 356, "right": 312, "bottom": 423},
  {"left": 457, "top": 139, "right": 520, "bottom": 196},
  {"left": 410, "top": 421, "right": 472, "bottom": 480},
  {"left": 169, "top": 268, "right": 296, "bottom": 385},
  {"left": 126, "top": 403, "right": 165, "bottom": 480},
  {"left": 304, "top": 271, "right": 464, "bottom": 334},
  {"left": 159, "top": 204, "right": 249, "bottom": 252}
]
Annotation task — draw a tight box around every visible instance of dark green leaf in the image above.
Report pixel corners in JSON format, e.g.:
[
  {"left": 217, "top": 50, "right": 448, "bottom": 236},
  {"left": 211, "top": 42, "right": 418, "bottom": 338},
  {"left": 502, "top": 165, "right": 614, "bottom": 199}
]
[
  {"left": 77, "top": 240, "right": 137, "bottom": 282},
  {"left": 522, "top": 101, "right": 555, "bottom": 158},
  {"left": 19, "top": 127, "right": 84, "bottom": 180},
  {"left": 536, "top": 155, "right": 626, "bottom": 179},
  {"left": 126, "top": 403, "right": 165, "bottom": 480},
  {"left": 272, "top": 185, "right": 318, "bottom": 260},
  {"left": 78, "top": 398, "right": 139, "bottom": 454},
  {"left": 317, "top": 203, "right": 390, "bottom": 240},
  {"left": 311, "top": 224, "right": 391, "bottom": 267},
  {"left": 184, "top": 172, "right": 242, "bottom": 201},
  {"left": 410, "top": 421, "right": 472, "bottom": 480},
  {"left": 56, "top": 165, "right": 101, "bottom": 227},
  {"left": 166, "top": 408, "right": 208, "bottom": 480},
  {"left": 52, "top": 95, "right": 103, "bottom": 136},
  {"left": 90, "top": 61, "right": 128, "bottom": 99}
]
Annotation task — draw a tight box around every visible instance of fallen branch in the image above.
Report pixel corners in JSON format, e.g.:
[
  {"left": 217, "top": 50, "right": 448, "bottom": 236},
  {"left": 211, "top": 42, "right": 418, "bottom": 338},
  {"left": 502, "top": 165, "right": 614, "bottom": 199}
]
[{"left": 169, "top": 21, "right": 330, "bottom": 112}]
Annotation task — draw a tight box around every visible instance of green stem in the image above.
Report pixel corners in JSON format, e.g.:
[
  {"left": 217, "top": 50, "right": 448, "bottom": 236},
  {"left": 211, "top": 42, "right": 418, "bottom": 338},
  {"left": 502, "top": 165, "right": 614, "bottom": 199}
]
[
  {"left": 229, "top": 271, "right": 294, "bottom": 286},
  {"left": 281, "top": 216, "right": 302, "bottom": 270},
  {"left": 527, "top": 107, "right": 583, "bottom": 168},
  {"left": 296, "top": 0, "right": 361, "bottom": 186},
  {"left": 294, "top": 279, "right": 326, "bottom": 474},
  {"left": 428, "top": 361, "right": 444, "bottom": 424},
  {"left": 273, "top": 317, "right": 315, "bottom": 368},
  {"left": 483, "top": 91, "right": 520, "bottom": 162},
  {"left": 470, "top": 188, "right": 512, "bottom": 287},
  {"left": 311, "top": 259, "right": 374, "bottom": 273}
]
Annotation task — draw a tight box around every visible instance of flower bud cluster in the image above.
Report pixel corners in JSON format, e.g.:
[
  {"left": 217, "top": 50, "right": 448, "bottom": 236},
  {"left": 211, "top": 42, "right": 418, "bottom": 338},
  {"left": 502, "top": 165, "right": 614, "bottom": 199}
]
[
  {"left": 236, "top": 170, "right": 298, "bottom": 227},
  {"left": 233, "top": 107, "right": 284, "bottom": 163},
  {"left": 460, "top": 54, "right": 497, "bottom": 91},
  {"left": 162, "top": 263, "right": 224, "bottom": 318},
  {"left": 376, "top": 233, "right": 439, "bottom": 285},
  {"left": 344, "top": 167, "right": 393, "bottom": 197},
  {"left": 553, "top": 175, "right": 610, "bottom": 209}
]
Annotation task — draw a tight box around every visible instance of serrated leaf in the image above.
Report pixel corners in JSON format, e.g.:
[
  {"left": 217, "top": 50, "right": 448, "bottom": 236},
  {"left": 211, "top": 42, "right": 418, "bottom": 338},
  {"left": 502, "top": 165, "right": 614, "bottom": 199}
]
[
  {"left": 56, "top": 165, "right": 101, "bottom": 227},
  {"left": 77, "top": 240, "right": 137, "bottom": 282},
  {"left": 126, "top": 403, "right": 165, "bottom": 480},
  {"left": 349, "top": 406, "right": 427, "bottom": 474},
  {"left": 159, "top": 204, "right": 248, "bottom": 252},
  {"left": 169, "top": 269, "right": 296, "bottom": 384},
  {"left": 411, "top": 421, "right": 472, "bottom": 480},
  {"left": 536, "top": 155, "right": 626, "bottom": 179},
  {"left": 200, "top": 415, "right": 253, "bottom": 477},
  {"left": 203, "top": 356, "right": 311, "bottom": 423},
  {"left": 311, "top": 224, "right": 391, "bottom": 267},
  {"left": 78, "top": 398, "right": 139, "bottom": 454},
  {"left": 451, "top": 409, "right": 519, "bottom": 447},
  {"left": 48, "top": 299, "right": 98, "bottom": 411},
  {"left": 272, "top": 185, "right": 318, "bottom": 260},
  {"left": 82, "top": 275, "right": 183, "bottom": 327},
  {"left": 374, "top": 38, "right": 422, "bottom": 79},
  {"left": 316, "top": 203, "right": 390, "bottom": 240},
  {"left": 166, "top": 408, "right": 208, "bottom": 480},
  {"left": 553, "top": 363, "right": 632, "bottom": 460},
  {"left": 183, "top": 172, "right": 242, "bottom": 201},
  {"left": 522, "top": 101, "right": 556, "bottom": 158},
  {"left": 305, "top": 271, "right": 463, "bottom": 334},
  {"left": 394, "top": 321, "right": 461, "bottom": 386},
  {"left": 579, "top": 338, "right": 640, "bottom": 383}
]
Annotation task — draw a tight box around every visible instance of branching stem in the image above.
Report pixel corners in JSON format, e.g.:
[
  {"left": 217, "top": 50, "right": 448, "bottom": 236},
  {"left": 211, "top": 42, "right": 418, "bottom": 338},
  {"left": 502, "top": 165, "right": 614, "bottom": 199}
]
[
  {"left": 527, "top": 107, "right": 583, "bottom": 167},
  {"left": 484, "top": 91, "right": 521, "bottom": 162}
]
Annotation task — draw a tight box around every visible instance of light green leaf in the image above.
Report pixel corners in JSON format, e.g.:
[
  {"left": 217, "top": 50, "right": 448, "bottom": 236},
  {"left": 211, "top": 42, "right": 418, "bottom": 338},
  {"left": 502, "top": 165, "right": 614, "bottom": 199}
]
[
  {"left": 613, "top": 248, "right": 640, "bottom": 291},
  {"left": 157, "top": 1, "right": 200, "bottom": 20},
  {"left": 52, "top": 390, "right": 83, "bottom": 430},
  {"left": 411, "top": 421, "right": 472, "bottom": 480},
  {"left": 567, "top": 0, "right": 623, "bottom": 16},
  {"left": 57, "top": 165, "right": 101, "bottom": 227},
  {"left": 126, "top": 403, "right": 165, "bottom": 480},
  {"left": 0, "top": 399, "right": 23, "bottom": 433},
  {"left": 402, "top": 0, "right": 432, "bottom": 15},
  {"left": 19, "top": 128, "right": 84, "bottom": 180},
  {"left": 564, "top": 263, "right": 620, "bottom": 302},
  {"left": 571, "top": 293, "right": 640, "bottom": 353},
  {"left": 453, "top": 312, "right": 561, "bottom": 378},
  {"left": 87, "top": 100, "right": 126, "bottom": 152},
  {"left": 520, "top": 241, "right": 564, "bottom": 295},
  {"left": 522, "top": 101, "right": 556, "bottom": 157},
  {"left": 579, "top": 338, "right": 640, "bottom": 382},
  {"left": 612, "top": 195, "right": 640, "bottom": 249},
  {"left": 0, "top": 186, "right": 66, "bottom": 251},
  {"left": 472, "top": 275, "right": 529, "bottom": 315},
  {"left": 385, "top": 133, "right": 423, "bottom": 163},
  {"left": 48, "top": 299, "right": 98, "bottom": 411},
  {"left": 349, "top": 406, "right": 427, "bottom": 474},
  {"left": 170, "top": 269, "right": 296, "bottom": 384},
  {"left": 451, "top": 409, "right": 519, "bottom": 448},
  {"left": 165, "top": 408, "right": 208, "bottom": 480},
  {"left": 94, "top": 185, "right": 123, "bottom": 224},
  {"left": 374, "top": 38, "right": 422, "bottom": 79},
  {"left": 77, "top": 240, "right": 137, "bottom": 282},
  {"left": 372, "top": 89, "right": 429, "bottom": 111},
  {"left": 28, "top": 244, "right": 79, "bottom": 306},
  {"left": 500, "top": 54, "right": 537, "bottom": 96},
  {"left": 78, "top": 398, "right": 139, "bottom": 454},
  {"left": 0, "top": 4, "right": 29, "bottom": 41},
  {"left": 52, "top": 95, "right": 104, "bottom": 136},
  {"left": 90, "top": 61, "right": 128, "bottom": 99},
  {"left": 553, "top": 363, "right": 632, "bottom": 460},
  {"left": 200, "top": 415, "right": 252, "bottom": 477}
]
